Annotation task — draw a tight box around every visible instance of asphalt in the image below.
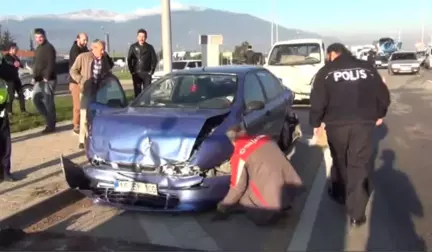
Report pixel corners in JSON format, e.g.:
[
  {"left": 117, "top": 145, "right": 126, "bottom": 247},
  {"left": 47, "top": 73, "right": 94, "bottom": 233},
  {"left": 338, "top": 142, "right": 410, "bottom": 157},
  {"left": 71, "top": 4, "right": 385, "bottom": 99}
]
[{"left": 2, "top": 68, "right": 432, "bottom": 251}]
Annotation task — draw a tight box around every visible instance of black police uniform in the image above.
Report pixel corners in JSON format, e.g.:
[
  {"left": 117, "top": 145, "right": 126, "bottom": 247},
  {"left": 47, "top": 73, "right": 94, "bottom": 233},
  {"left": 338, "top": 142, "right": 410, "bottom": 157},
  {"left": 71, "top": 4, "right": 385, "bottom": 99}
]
[
  {"left": 2, "top": 53, "right": 27, "bottom": 113},
  {"left": 309, "top": 53, "right": 390, "bottom": 221},
  {"left": 127, "top": 42, "right": 158, "bottom": 97}
]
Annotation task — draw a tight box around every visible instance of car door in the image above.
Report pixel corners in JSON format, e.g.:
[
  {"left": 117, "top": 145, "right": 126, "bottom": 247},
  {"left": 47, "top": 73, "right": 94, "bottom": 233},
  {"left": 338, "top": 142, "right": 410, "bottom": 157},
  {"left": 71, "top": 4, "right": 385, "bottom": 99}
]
[
  {"left": 55, "top": 60, "right": 70, "bottom": 85},
  {"left": 241, "top": 72, "right": 271, "bottom": 136},
  {"left": 88, "top": 75, "right": 128, "bottom": 123},
  {"left": 255, "top": 70, "right": 286, "bottom": 138}
]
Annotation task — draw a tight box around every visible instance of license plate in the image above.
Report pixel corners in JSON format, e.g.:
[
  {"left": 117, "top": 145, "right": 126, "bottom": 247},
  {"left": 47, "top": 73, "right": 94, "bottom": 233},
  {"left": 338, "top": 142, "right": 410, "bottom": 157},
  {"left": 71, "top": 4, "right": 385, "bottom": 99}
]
[
  {"left": 114, "top": 181, "right": 158, "bottom": 196},
  {"left": 401, "top": 67, "right": 411, "bottom": 71}
]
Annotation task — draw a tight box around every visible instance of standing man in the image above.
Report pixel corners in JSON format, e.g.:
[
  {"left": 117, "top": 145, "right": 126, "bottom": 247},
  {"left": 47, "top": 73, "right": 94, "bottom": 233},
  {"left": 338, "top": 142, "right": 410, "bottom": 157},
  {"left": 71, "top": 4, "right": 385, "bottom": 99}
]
[
  {"left": 68, "top": 33, "right": 89, "bottom": 135},
  {"left": 367, "top": 49, "right": 376, "bottom": 67},
  {"left": 69, "top": 39, "right": 114, "bottom": 149},
  {"left": 3, "top": 43, "right": 28, "bottom": 116},
  {"left": 32, "top": 28, "right": 57, "bottom": 134},
  {"left": 0, "top": 54, "right": 17, "bottom": 182},
  {"left": 127, "top": 29, "right": 157, "bottom": 98},
  {"left": 213, "top": 124, "right": 304, "bottom": 225},
  {"left": 309, "top": 43, "right": 390, "bottom": 227},
  {"left": 244, "top": 45, "right": 255, "bottom": 65}
]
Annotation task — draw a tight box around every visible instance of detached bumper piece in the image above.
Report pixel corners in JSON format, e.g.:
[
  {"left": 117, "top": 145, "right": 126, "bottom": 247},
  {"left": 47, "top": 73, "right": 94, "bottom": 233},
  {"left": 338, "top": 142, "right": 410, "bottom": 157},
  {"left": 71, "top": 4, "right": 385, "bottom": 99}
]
[{"left": 60, "top": 156, "right": 199, "bottom": 212}]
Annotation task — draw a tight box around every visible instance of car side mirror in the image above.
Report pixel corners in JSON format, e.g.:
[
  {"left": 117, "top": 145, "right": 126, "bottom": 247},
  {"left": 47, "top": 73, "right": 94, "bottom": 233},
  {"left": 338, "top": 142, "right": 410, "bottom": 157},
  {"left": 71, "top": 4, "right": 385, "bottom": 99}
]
[{"left": 245, "top": 101, "right": 265, "bottom": 113}]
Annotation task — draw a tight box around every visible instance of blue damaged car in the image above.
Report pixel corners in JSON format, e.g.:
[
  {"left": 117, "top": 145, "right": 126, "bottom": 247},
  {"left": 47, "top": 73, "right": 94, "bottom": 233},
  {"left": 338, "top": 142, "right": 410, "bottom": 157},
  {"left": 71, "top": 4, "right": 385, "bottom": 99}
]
[{"left": 61, "top": 65, "right": 301, "bottom": 212}]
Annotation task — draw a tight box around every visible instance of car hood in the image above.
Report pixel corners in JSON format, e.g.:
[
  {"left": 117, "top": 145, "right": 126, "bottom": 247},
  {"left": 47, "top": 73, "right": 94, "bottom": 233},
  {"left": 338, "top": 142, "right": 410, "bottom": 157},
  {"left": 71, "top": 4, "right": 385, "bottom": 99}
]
[
  {"left": 265, "top": 64, "right": 322, "bottom": 86},
  {"left": 390, "top": 60, "right": 419, "bottom": 65},
  {"left": 88, "top": 107, "right": 230, "bottom": 167}
]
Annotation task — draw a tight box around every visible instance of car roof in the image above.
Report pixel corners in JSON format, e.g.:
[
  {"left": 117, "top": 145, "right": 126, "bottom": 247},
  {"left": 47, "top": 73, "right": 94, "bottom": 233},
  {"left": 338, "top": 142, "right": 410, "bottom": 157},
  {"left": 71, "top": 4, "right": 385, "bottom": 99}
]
[
  {"left": 273, "top": 38, "right": 323, "bottom": 46},
  {"left": 392, "top": 51, "right": 416, "bottom": 54},
  {"left": 171, "top": 65, "right": 266, "bottom": 76}
]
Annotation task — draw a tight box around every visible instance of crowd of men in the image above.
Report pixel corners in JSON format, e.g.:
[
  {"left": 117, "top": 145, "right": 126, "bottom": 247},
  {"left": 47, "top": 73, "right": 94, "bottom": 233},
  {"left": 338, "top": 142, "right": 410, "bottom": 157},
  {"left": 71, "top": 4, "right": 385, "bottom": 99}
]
[{"left": 0, "top": 28, "right": 391, "bottom": 228}]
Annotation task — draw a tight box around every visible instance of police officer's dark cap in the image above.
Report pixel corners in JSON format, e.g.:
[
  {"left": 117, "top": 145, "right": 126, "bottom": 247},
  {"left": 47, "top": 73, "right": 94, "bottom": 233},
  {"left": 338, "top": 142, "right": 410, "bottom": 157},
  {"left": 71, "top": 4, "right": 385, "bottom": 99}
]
[
  {"left": 326, "top": 43, "right": 348, "bottom": 55},
  {"left": 34, "top": 28, "right": 46, "bottom": 36}
]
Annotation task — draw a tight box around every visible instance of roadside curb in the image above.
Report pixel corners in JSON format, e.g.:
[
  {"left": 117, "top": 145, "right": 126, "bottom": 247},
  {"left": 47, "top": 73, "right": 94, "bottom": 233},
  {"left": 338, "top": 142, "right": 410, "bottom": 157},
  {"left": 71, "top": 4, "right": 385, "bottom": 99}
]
[{"left": 11, "top": 120, "right": 72, "bottom": 139}]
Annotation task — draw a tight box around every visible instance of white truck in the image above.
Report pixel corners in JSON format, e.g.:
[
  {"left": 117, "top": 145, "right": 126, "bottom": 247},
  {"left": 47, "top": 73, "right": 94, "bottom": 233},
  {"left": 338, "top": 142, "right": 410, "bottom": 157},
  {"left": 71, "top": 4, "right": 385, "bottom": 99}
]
[{"left": 264, "top": 38, "right": 326, "bottom": 102}]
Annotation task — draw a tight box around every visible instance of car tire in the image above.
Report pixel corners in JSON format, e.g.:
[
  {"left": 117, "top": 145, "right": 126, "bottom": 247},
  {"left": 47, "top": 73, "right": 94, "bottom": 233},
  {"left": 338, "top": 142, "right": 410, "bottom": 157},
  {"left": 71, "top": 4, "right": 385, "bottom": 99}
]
[
  {"left": 21, "top": 84, "right": 34, "bottom": 101},
  {"left": 279, "top": 114, "right": 302, "bottom": 151}
]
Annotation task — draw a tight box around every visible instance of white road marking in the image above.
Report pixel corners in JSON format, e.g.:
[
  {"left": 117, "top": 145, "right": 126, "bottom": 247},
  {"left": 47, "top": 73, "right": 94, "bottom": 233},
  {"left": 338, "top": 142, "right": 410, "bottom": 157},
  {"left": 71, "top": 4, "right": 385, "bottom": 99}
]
[{"left": 287, "top": 147, "right": 333, "bottom": 251}]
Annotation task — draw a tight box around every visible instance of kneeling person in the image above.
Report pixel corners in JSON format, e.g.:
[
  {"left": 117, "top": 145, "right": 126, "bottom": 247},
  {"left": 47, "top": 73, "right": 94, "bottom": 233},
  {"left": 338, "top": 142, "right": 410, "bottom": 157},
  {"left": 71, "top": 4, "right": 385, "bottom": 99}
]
[{"left": 214, "top": 125, "right": 304, "bottom": 225}]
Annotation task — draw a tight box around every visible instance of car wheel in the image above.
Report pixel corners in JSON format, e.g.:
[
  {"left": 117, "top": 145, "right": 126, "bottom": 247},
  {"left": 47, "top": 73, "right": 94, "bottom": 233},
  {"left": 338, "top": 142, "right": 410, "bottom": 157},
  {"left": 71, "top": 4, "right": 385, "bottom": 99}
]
[
  {"left": 21, "top": 84, "right": 34, "bottom": 101},
  {"left": 279, "top": 114, "right": 302, "bottom": 151}
]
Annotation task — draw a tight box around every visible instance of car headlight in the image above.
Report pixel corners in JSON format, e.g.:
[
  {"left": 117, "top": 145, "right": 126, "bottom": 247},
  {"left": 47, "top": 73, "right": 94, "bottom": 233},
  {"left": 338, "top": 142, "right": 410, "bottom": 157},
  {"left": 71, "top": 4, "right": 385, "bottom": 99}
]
[
  {"left": 391, "top": 64, "right": 400, "bottom": 68},
  {"left": 161, "top": 164, "right": 200, "bottom": 176},
  {"left": 412, "top": 64, "right": 420, "bottom": 68}
]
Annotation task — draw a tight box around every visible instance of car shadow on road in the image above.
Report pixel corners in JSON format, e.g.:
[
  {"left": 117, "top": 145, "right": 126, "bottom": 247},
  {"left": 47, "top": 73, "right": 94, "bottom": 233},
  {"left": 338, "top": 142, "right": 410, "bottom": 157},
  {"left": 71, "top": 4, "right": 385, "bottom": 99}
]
[{"left": 11, "top": 124, "right": 73, "bottom": 144}]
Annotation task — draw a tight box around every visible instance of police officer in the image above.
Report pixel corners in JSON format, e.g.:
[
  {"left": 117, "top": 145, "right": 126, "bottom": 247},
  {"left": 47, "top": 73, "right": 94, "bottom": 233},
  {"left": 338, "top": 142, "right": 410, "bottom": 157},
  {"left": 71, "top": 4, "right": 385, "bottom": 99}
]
[
  {"left": 0, "top": 60, "right": 16, "bottom": 183},
  {"left": 367, "top": 49, "right": 376, "bottom": 67},
  {"left": 127, "top": 29, "right": 158, "bottom": 98},
  {"left": 309, "top": 43, "right": 390, "bottom": 227}
]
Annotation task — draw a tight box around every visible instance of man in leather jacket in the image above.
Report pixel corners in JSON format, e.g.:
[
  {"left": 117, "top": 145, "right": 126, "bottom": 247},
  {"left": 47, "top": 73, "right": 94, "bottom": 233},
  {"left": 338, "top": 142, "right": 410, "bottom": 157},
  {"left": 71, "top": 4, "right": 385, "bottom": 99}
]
[{"left": 127, "top": 29, "right": 158, "bottom": 97}]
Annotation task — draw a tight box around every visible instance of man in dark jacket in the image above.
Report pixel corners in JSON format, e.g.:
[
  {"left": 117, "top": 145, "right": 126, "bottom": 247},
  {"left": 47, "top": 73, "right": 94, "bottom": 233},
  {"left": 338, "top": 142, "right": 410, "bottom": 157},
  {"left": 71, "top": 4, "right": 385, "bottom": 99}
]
[
  {"left": 367, "top": 50, "right": 376, "bottom": 67},
  {"left": 309, "top": 43, "right": 390, "bottom": 228},
  {"left": 0, "top": 54, "right": 17, "bottom": 182},
  {"left": 213, "top": 125, "right": 304, "bottom": 225},
  {"left": 32, "top": 28, "right": 57, "bottom": 133},
  {"left": 127, "top": 29, "right": 157, "bottom": 97},
  {"left": 3, "top": 43, "right": 28, "bottom": 115},
  {"left": 244, "top": 45, "right": 256, "bottom": 65},
  {"left": 68, "top": 33, "right": 89, "bottom": 135}
]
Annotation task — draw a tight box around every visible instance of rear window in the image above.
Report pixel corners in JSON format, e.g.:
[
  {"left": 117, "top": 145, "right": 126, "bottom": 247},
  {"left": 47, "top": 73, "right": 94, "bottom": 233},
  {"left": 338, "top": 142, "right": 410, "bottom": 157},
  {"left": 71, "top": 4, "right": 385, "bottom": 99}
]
[
  {"left": 391, "top": 53, "right": 416, "bottom": 60},
  {"left": 268, "top": 43, "right": 321, "bottom": 66}
]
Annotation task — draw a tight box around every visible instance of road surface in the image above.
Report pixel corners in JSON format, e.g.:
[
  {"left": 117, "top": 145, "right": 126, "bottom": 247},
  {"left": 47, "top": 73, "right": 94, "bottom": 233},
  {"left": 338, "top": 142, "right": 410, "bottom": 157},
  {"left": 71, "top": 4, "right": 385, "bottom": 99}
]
[{"left": 2, "top": 69, "right": 432, "bottom": 251}]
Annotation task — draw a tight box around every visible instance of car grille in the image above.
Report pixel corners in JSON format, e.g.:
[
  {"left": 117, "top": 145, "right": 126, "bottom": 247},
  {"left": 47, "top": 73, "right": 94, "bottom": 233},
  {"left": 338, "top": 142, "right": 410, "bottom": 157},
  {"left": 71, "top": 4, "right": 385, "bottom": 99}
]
[{"left": 92, "top": 188, "right": 180, "bottom": 209}]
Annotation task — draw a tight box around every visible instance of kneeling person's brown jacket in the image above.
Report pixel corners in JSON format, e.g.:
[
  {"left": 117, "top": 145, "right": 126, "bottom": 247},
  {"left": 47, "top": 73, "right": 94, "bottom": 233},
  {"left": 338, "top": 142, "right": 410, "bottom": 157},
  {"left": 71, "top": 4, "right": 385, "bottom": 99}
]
[{"left": 220, "top": 135, "right": 304, "bottom": 217}]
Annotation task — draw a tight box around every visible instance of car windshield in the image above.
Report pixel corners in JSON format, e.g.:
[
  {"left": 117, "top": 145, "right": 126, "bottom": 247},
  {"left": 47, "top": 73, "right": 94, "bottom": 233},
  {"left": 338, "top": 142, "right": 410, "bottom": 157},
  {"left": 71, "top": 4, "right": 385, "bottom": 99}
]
[
  {"left": 391, "top": 53, "right": 416, "bottom": 60},
  {"left": 130, "top": 74, "right": 238, "bottom": 109},
  {"left": 268, "top": 43, "right": 321, "bottom": 65},
  {"left": 172, "top": 62, "right": 187, "bottom": 70}
]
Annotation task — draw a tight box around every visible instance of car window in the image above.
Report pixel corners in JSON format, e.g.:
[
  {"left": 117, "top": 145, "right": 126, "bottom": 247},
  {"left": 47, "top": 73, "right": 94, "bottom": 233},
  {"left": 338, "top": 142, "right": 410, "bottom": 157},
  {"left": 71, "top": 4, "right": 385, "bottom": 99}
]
[
  {"left": 196, "top": 61, "right": 202, "bottom": 67},
  {"left": 55, "top": 61, "right": 69, "bottom": 74},
  {"left": 243, "top": 73, "right": 266, "bottom": 105},
  {"left": 95, "top": 77, "right": 127, "bottom": 107},
  {"left": 186, "top": 62, "right": 196, "bottom": 68},
  {"left": 256, "top": 71, "right": 283, "bottom": 100},
  {"left": 131, "top": 74, "right": 237, "bottom": 109}
]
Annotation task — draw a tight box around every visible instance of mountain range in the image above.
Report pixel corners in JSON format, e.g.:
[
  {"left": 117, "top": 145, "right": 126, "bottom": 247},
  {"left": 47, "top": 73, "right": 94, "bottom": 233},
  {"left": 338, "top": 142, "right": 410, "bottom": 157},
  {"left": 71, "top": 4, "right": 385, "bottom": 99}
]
[{"left": 0, "top": 3, "right": 340, "bottom": 54}]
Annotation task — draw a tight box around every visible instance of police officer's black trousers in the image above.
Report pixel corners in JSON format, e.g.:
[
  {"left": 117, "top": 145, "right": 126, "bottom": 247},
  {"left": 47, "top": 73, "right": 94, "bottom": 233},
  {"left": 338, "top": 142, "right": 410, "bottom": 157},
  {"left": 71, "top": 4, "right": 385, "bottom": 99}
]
[
  {"left": 0, "top": 115, "right": 12, "bottom": 178},
  {"left": 132, "top": 72, "right": 152, "bottom": 98},
  {"left": 326, "top": 123, "right": 375, "bottom": 220},
  {"left": 7, "top": 79, "right": 26, "bottom": 113}
]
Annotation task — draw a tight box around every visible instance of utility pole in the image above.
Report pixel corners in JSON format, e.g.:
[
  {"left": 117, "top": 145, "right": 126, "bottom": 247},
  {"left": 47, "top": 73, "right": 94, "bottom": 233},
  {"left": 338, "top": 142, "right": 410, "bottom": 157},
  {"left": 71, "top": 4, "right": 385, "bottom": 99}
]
[
  {"left": 270, "top": 1, "right": 274, "bottom": 46},
  {"left": 275, "top": 0, "right": 278, "bottom": 42},
  {"left": 161, "top": 0, "right": 173, "bottom": 73}
]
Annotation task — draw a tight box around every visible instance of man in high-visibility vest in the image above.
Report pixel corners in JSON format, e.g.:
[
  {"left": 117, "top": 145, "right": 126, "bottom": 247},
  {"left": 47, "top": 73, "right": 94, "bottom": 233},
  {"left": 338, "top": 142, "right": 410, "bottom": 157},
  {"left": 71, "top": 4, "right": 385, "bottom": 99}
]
[
  {"left": 0, "top": 56, "right": 17, "bottom": 182},
  {"left": 212, "top": 124, "right": 304, "bottom": 226}
]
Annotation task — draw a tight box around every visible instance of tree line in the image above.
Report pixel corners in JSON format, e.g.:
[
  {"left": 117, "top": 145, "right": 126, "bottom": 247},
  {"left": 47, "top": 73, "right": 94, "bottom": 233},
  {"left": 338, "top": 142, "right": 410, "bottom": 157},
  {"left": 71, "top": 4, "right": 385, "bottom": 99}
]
[{"left": 0, "top": 25, "right": 16, "bottom": 51}]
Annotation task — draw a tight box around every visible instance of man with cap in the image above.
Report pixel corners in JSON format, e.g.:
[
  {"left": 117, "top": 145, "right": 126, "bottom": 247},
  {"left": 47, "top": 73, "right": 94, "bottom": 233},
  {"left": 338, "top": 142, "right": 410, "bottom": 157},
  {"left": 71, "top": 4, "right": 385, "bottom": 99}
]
[
  {"left": 0, "top": 53, "right": 17, "bottom": 182},
  {"left": 309, "top": 43, "right": 390, "bottom": 227},
  {"left": 32, "top": 28, "right": 57, "bottom": 134}
]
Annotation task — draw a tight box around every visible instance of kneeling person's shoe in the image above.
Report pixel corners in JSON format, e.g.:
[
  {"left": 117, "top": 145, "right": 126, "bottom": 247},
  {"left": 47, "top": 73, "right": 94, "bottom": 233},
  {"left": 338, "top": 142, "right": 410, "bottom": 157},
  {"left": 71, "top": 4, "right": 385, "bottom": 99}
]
[{"left": 3, "top": 173, "right": 18, "bottom": 182}]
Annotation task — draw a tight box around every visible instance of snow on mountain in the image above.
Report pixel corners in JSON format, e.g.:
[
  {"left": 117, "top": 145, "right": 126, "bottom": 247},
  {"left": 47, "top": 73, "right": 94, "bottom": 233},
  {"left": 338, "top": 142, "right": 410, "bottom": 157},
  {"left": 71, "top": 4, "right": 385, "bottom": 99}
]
[{"left": 0, "top": 1, "right": 206, "bottom": 22}]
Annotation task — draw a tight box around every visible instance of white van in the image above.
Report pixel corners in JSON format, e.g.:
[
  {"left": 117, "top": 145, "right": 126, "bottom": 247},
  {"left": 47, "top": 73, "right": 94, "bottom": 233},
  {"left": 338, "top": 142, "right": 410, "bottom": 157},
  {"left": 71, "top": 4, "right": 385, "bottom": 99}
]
[{"left": 264, "top": 39, "right": 325, "bottom": 101}]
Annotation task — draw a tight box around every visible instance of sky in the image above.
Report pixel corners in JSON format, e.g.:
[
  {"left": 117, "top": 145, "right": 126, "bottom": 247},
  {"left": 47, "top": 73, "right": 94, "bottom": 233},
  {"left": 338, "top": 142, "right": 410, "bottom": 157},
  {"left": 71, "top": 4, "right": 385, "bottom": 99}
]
[{"left": 0, "top": 0, "right": 431, "bottom": 37}]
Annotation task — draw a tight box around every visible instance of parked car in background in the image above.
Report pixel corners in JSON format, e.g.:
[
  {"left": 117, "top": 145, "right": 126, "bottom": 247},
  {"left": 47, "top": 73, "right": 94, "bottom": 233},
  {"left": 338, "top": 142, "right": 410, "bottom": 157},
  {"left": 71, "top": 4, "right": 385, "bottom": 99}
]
[
  {"left": 19, "top": 59, "right": 70, "bottom": 100},
  {"left": 416, "top": 50, "right": 427, "bottom": 66},
  {"left": 61, "top": 65, "right": 301, "bottom": 212},
  {"left": 152, "top": 60, "right": 202, "bottom": 82},
  {"left": 388, "top": 51, "right": 420, "bottom": 75}
]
